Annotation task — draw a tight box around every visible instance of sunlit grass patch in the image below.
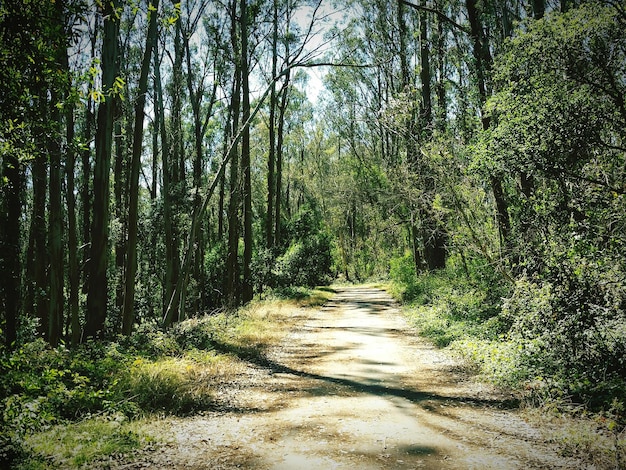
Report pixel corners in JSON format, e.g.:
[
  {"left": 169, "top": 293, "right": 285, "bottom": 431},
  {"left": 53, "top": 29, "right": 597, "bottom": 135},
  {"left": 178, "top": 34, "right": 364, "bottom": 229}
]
[
  {"left": 267, "top": 286, "right": 335, "bottom": 308},
  {"left": 19, "top": 416, "right": 152, "bottom": 470},
  {"left": 121, "top": 352, "right": 247, "bottom": 414}
]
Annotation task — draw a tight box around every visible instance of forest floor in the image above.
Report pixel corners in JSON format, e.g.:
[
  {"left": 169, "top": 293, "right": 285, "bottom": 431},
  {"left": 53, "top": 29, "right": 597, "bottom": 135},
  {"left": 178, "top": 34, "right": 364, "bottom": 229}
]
[{"left": 113, "top": 286, "right": 585, "bottom": 469}]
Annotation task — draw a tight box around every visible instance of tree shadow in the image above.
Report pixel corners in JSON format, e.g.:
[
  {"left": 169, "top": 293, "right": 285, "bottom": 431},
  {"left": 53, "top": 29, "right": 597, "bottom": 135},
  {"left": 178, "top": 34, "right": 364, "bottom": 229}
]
[{"left": 209, "top": 338, "right": 519, "bottom": 411}]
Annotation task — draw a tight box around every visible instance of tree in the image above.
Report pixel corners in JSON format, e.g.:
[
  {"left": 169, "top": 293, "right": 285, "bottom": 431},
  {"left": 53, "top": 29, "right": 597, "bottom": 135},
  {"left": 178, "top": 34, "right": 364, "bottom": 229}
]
[
  {"left": 85, "top": 0, "right": 123, "bottom": 340},
  {"left": 465, "top": 0, "right": 511, "bottom": 257},
  {"left": 122, "top": 0, "right": 160, "bottom": 335}
]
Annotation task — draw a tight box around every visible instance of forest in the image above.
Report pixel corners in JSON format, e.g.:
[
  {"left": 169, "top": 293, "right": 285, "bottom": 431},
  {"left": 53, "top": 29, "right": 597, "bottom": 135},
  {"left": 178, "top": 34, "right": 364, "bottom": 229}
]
[{"left": 1, "top": 0, "right": 625, "bottom": 467}]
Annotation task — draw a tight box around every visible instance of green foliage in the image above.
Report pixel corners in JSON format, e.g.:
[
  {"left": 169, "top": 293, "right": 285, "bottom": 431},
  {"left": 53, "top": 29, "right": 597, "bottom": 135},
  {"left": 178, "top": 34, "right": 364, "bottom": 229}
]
[
  {"left": 203, "top": 241, "right": 228, "bottom": 308},
  {"left": 500, "top": 266, "right": 626, "bottom": 409},
  {"left": 449, "top": 3, "right": 626, "bottom": 417},
  {"left": 397, "top": 261, "right": 508, "bottom": 348},
  {"left": 2, "top": 295, "right": 307, "bottom": 467},
  {"left": 19, "top": 417, "right": 149, "bottom": 470},
  {"left": 272, "top": 206, "right": 334, "bottom": 288},
  {"left": 0, "top": 340, "right": 133, "bottom": 467}
]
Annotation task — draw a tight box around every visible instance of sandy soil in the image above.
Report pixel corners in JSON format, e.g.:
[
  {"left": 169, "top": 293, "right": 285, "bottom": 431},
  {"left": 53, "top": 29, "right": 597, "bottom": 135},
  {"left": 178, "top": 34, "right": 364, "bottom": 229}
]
[{"left": 117, "top": 287, "right": 582, "bottom": 469}]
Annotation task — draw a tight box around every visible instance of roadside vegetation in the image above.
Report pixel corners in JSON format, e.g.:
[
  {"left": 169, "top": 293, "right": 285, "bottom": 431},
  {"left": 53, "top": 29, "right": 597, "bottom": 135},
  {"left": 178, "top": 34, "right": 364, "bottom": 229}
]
[
  {"left": 389, "top": 254, "right": 626, "bottom": 468},
  {"left": 0, "top": 288, "right": 332, "bottom": 469}
]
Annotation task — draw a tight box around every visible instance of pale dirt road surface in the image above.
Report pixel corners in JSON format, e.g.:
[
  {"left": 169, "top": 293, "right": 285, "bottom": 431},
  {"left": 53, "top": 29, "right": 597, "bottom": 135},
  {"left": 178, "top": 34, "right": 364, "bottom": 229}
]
[{"left": 120, "top": 287, "right": 579, "bottom": 469}]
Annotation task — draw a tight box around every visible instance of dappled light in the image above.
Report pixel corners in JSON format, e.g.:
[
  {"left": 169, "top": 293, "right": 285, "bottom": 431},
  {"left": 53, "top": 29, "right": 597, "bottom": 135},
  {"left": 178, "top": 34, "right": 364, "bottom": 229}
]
[{"left": 1, "top": 0, "right": 624, "bottom": 467}]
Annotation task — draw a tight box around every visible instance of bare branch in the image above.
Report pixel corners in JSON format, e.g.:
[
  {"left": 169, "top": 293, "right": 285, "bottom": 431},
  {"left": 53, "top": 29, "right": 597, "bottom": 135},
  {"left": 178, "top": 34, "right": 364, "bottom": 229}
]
[{"left": 400, "top": 0, "right": 470, "bottom": 35}]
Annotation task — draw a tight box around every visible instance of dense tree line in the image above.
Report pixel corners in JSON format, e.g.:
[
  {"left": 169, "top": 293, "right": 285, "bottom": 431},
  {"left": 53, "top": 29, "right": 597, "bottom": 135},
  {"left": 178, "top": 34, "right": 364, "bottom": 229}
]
[
  {"left": 0, "top": 0, "right": 333, "bottom": 346},
  {"left": 317, "top": 0, "right": 625, "bottom": 406},
  {"left": 1, "top": 0, "right": 624, "bottom": 409}
]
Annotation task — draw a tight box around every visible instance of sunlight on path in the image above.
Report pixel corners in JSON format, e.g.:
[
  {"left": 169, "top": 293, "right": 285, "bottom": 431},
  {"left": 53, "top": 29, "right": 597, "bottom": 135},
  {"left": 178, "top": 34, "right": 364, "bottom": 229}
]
[{"left": 131, "top": 287, "right": 577, "bottom": 469}]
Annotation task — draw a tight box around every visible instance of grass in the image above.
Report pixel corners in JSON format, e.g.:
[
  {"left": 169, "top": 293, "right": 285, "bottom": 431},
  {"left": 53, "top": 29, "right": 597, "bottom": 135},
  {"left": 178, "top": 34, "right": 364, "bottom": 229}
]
[
  {"left": 17, "top": 417, "right": 152, "bottom": 470},
  {"left": 7, "top": 287, "right": 334, "bottom": 469}
]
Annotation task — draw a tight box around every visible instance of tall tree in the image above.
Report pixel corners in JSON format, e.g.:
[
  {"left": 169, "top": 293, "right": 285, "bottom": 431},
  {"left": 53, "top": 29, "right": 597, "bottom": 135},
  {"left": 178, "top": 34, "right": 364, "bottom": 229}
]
[
  {"left": 266, "top": 0, "right": 279, "bottom": 248},
  {"left": 85, "top": 0, "right": 122, "bottom": 339},
  {"left": 240, "top": 0, "right": 254, "bottom": 303},
  {"left": 225, "top": 0, "right": 242, "bottom": 307},
  {"left": 122, "top": 0, "right": 160, "bottom": 335}
]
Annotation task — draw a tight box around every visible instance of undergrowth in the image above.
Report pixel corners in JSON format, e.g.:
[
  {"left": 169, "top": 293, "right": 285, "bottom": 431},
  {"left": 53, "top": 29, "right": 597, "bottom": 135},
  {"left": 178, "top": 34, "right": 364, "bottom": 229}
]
[
  {"left": 1, "top": 287, "right": 328, "bottom": 469},
  {"left": 389, "top": 253, "right": 626, "bottom": 468}
]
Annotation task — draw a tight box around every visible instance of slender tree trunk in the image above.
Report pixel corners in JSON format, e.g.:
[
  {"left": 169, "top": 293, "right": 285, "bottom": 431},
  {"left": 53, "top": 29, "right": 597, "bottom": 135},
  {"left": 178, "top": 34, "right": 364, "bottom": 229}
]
[
  {"left": 32, "top": 137, "right": 49, "bottom": 338},
  {"left": 435, "top": 1, "right": 447, "bottom": 130},
  {"left": 226, "top": 73, "right": 242, "bottom": 306},
  {"left": 82, "top": 101, "right": 94, "bottom": 296},
  {"left": 266, "top": 0, "right": 278, "bottom": 249},
  {"left": 419, "top": 2, "right": 446, "bottom": 270},
  {"left": 274, "top": 70, "right": 290, "bottom": 247},
  {"left": 226, "top": 0, "right": 242, "bottom": 307},
  {"left": 0, "top": 151, "right": 21, "bottom": 348},
  {"left": 66, "top": 99, "right": 81, "bottom": 345},
  {"left": 122, "top": 0, "right": 159, "bottom": 335},
  {"left": 82, "top": 29, "right": 97, "bottom": 298},
  {"left": 397, "top": 0, "right": 423, "bottom": 274},
  {"left": 418, "top": 3, "right": 432, "bottom": 136},
  {"left": 85, "top": 0, "right": 121, "bottom": 339},
  {"left": 155, "top": 34, "right": 181, "bottom": 324},
  {"left": 113, "top": 119, "right": 126, "bottom": 323},
  {"left": 240, "top": 0, "right": 253, "bottom": 303},
  {"left": 219, "top": 109, "right": 231, "bottom": 241},
  {"left": 49, "top": 96, "right": 64, "bottom": 347},
  {"left": 165, "top": 14, "right": 185, "bottom": 320}
]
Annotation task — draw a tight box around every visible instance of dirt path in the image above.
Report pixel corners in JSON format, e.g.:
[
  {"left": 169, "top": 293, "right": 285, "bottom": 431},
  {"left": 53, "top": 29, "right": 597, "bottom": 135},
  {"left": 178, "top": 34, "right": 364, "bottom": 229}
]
[{"left": 123, "top": 287, "right": 577, "bottom": 469}]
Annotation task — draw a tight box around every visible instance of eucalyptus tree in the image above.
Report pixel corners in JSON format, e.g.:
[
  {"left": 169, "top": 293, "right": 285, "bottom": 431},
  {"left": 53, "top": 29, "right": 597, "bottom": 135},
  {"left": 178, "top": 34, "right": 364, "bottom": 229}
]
[
  {"left": 482, "top": 1, "right": 626, "bottom": 396},
  {"left": 0, "top": 0, "right": 82, "bottom": 345},
  {"left": 84, "top": 0, "right": 123, "bottom": 339},
  {"left": 121, "top": 0, "right": 161, "bottom": 335}
]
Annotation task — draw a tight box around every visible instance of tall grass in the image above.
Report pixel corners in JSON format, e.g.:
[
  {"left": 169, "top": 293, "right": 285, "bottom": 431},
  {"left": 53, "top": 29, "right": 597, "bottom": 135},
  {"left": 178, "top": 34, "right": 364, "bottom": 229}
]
[{"left": 4, "top": 288, "right": 332, "bottom": 469}]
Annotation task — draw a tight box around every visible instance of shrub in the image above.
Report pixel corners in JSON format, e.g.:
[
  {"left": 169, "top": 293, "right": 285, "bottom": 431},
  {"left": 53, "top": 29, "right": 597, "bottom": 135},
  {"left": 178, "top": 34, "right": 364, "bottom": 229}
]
[{"left": 274, "top": 233, "right": 333, "bottom": 288}]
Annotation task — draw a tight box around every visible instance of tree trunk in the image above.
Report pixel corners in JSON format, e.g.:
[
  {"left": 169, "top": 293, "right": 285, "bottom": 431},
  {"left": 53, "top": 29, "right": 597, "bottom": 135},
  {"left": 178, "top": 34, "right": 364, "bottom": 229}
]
[
  {"left": 122, "top": 0, "right": 159, "bottom": 335},
  {"left": 85, "top": 0, "right": 121, "bottom": 340},
  {"left": 0, "top": 150, "right": 22, "bottom": 348},
  {"left": 226, "top": 75, "right": 242, "bottom": 307},
  {"left": 32, "top": 137, "right": 49, "bottom": 338},
  {"left": 66, "top": 99, "right": 81, "bottom": 345},
  {"left": 532, "top": 0, "right": 545, "bottom": 19},
  {"left": 274, "top": 70, "right": 290, "bottom": 247},
  {"left": 465, "top": 0, "right": 511, "bottom": 251},
  {"left": 113, "top": 119, "right": 126, "bottom": 326},
  {"left": 266, "top": 0, "right": 278, "bottom": 249},
  {"left": 155, "top": 32, "right": 181, "bottom": 325},
  {"left": 435, "top": 0, "right": 447, "bottom": 130},
  {"left": 240, "top": 0, "right": 253, "bottom": 303},
  {"left": 48, "top": 97, "right": 64, "bottom": 347},
  {"left": 226, "top": 0, "right": 242, "bottom": 307},
  {"left": 419, "top": 0, "right": 446, "bottom": 270}
]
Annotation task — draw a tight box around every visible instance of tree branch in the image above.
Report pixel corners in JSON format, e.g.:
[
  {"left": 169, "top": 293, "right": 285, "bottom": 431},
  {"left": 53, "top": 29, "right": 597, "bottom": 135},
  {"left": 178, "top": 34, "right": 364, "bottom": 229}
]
[{"left": 400, "top": 0, "right": 470, "bottom": 35}]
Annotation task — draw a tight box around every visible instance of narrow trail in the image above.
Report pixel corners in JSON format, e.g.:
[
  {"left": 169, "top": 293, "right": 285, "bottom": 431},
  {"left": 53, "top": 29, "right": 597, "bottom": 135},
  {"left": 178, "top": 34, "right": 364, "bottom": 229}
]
[{"left": 123, "top": 287, "right": 577, "bottom": 469}]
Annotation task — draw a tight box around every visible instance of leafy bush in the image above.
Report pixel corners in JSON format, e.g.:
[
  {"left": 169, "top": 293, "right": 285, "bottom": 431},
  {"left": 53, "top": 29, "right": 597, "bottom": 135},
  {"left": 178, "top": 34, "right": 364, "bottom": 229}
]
[
  {"left": 0, "top": 340, "right": 134, "bottom": 468},
  {"left": 501, "top": 265, "right": 626, "bottom": 409},
  {"left": 274, "top": 233, "right": 333, "bottom": 287},
  {"left": 271, "top": 206, "right": 334, "bottom": 288}
]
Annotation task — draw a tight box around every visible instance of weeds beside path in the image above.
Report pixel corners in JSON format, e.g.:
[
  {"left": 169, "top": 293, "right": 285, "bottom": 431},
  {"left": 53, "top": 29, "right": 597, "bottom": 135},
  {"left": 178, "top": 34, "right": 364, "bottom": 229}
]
[{"left": 107, "top": 286, "right": 584, "bottom": 469}]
